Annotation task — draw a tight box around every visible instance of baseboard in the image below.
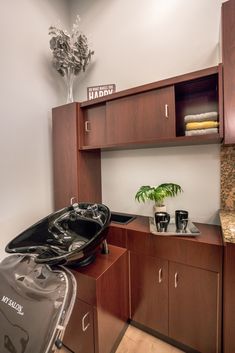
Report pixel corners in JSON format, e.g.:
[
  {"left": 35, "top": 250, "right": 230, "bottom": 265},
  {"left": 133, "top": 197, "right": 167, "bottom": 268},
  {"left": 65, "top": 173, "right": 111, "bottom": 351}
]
[{"left": 130, "top": 320, "right": 200, "bottom": 353}]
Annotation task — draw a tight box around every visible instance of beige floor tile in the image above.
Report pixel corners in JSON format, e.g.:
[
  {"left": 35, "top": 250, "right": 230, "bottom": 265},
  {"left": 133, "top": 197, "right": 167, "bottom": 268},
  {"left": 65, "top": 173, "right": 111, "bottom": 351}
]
[{"left": 115, "top": 325, "right": 185, "bottom": 353}]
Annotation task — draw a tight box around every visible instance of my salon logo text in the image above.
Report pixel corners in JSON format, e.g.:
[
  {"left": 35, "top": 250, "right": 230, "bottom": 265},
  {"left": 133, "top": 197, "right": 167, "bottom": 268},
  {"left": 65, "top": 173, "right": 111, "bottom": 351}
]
[{"left": 1, "top": 296, "right": 24, "bottom": 316}]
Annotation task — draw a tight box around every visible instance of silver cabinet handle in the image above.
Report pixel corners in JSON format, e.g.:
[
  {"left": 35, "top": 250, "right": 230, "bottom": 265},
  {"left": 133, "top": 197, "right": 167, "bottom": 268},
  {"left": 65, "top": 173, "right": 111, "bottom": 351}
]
[
  {"left": 82, "top": 311, "right": 90, "bottom": 332},
  {"left": 174, "top": 272, "right": 178, "bottom": 288},
  {"left": 165, "top": 104, "right": 169, "bottom": 118},
  {"left": 85, "top": 121, "right": 91, "bottom": 132},
  {"left": 158, "top": 268, "right": 163, "bottom": 283}
]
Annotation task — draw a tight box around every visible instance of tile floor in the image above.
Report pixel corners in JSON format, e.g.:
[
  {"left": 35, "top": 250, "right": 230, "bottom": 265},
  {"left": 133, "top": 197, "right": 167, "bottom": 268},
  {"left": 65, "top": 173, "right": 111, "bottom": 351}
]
[{"left": 115, "top": 325, "right": 185, "bottom": 353}]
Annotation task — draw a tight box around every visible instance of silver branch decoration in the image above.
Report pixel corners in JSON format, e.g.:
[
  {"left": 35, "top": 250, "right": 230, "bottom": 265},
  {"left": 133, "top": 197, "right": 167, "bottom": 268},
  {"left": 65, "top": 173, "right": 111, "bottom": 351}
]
[{"left": 48, "top": 15, "right": 94, "bottom": 77}]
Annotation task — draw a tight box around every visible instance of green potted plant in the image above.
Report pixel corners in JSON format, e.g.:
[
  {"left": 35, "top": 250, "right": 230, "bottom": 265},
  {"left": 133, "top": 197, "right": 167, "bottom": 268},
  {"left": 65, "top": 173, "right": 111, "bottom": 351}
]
[{"left": 135, "top": 183, "right": 183, "bottom": 213}]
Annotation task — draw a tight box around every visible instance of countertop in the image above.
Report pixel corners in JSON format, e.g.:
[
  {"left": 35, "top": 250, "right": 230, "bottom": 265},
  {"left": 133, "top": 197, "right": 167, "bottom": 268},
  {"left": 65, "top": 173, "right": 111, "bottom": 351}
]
[
  {"left": 219, "top": 210, "right": 235, "bottom": 243},
  {"left": 110, "top": 215, "right": 223, "bottom": 247}
]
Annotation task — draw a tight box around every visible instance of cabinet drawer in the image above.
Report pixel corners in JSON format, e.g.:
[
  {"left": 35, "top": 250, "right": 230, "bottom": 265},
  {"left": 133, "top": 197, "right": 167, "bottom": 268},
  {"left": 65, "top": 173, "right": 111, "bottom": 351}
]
[{"left": 63, "top": 298, "right": 94, "bottom": 353}]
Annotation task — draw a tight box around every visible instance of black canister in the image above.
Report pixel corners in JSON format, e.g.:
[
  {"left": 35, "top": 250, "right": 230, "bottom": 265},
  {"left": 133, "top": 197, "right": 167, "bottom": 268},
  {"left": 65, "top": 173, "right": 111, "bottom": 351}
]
[
  {"left": 175, "top": 210, "right": 188, "bottom": 232},
  {"left": 155, "top": 212, "right": 170, "bottom": 232}
]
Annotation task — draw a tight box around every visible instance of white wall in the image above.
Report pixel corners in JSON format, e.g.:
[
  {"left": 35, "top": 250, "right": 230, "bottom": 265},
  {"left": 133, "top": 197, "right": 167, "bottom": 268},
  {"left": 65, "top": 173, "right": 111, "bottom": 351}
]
[
  {"left": 102, "top": 145, "right": 221, "bottom": 224},
  {"left": 0, "top": 0, "right": 70, "bottom": 259},
  {"left": 70, "top": 0, "right": 224, "bottom": 224},
  {"left": 70, "top": 0, "right": 224, "bottom": 101}
]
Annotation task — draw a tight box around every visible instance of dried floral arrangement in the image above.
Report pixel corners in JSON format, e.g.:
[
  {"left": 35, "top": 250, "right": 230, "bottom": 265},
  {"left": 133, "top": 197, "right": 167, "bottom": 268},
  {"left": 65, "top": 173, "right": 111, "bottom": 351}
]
[
  {"left": 49, "top": 15, "right": 94, "bottom": 102},
  {"left": 49, "top": 15, "right": 94, "bottom": 77}
]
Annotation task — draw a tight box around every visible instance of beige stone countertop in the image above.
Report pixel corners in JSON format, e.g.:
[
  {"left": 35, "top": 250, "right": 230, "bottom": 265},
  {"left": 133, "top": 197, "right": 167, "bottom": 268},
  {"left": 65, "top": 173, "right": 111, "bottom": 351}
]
[{"left": 219, "top": 210, "right": 235, "bottom": 243}]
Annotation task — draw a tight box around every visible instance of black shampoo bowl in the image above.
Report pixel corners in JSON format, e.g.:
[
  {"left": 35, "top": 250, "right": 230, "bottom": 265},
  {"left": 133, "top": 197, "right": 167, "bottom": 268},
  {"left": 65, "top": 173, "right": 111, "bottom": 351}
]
[{"left": 6, "top": 202, "right": 111, "bottom": 267}]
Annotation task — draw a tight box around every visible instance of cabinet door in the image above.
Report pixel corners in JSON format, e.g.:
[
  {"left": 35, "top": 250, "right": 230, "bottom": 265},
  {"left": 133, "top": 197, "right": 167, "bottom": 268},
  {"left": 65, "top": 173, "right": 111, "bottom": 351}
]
[
  {"left": 63, "top": 298, "right": 94, "bottom": 353},
  {"left": 169, "top": 262, "right": 220, "bottom": 353},
  {"left": 52, "top": 103, "right": 101, "bottom": 210},
  {"left": 106, "top": 86, "right": 175, "bottom": 145},
  {"left": 83, "top": 104, "right": 106, "bottom": 147},
  {"left": 130, "top": 252, "right": 168, "bottom": 336}
]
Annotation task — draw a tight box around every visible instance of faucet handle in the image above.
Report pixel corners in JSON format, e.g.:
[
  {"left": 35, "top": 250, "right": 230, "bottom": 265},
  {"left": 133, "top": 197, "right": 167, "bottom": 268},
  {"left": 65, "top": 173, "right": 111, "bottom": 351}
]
[
  {"left": 70, "top": 196, "right": 77, "bottom": 206},
  {"left": 90, "top": 203, "right": 98, "bottom": 211}
]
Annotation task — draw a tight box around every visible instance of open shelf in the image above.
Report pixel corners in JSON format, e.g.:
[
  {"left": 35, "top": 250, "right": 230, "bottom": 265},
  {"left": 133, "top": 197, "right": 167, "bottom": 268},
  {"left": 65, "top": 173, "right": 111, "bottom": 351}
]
[{"left": 175, "top": 74, "right": 219, "bottom": 137}]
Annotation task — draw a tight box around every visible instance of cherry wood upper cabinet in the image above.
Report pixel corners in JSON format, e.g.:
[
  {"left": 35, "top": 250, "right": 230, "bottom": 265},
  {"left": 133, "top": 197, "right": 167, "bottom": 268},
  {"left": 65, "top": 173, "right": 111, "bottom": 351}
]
[
  {"left": 222, "top": 0, "right": 235, "bottom": 144},
  {"left": 106, "top": 86, "right": 175, "bottom": 145},
  {"left": 80, "top": 66, "right": 223, "bottom": 150}
]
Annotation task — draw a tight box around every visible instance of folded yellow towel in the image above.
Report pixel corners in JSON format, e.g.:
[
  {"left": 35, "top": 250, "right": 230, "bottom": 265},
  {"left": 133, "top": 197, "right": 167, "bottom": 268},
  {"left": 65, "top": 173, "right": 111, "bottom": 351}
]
[{"left": 186, "top": 121, "right": 219, "bottom": 131}]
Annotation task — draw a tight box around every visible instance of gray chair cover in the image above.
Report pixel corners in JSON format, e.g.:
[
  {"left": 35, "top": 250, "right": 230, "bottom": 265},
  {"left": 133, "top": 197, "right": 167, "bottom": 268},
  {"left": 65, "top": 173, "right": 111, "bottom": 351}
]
[{"left": 0, "top": 254, "right": 77, "bottom": 353}]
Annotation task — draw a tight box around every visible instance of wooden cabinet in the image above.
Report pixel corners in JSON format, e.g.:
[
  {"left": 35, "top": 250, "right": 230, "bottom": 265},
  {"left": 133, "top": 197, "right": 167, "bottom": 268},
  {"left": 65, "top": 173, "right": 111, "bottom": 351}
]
[
  {"left": 222, "top": 0, "right": 235, "bottom": 144},
  {"left": 63, "top": 298, "right": 94, "bottom": 353},
  {"left": 68, "top": 245, "right": 129, "bottom": 353},
  {"left": 130, "top": 252, "right": 168, "bottom": 336},
  {"left": 128, "top": 220, "right": 223, "bottom": 353},
  {"left": 80, "top": 66, "right": 223, "bottom": 150},
  {"left": 169, "top": 262, "right": 220, "bottom": 353},
  {"left": 106, "top": 86, "right": 175, "bottom": 145},
  {"left": 52, "top": 67, "right": 223, "bottom": 209},
  {"left": 130, "top": 253, "right": 220, "bottom": 353},
  {"left": 52, "top": 103, "right": 102, "bottom": 210}
]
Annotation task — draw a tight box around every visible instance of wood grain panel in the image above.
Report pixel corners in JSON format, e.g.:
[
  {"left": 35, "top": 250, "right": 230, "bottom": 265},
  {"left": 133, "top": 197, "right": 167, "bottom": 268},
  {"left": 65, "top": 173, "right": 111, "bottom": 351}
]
[
  {"left": 77, "top": 150, "right": 101, "bottom": 203},
  {"left": 71, "top": 246, "right": 129, "bottom": 353},
  {"left": 222, "top": 0, "right": 235, "bottom": 144},
  {"left": 106, "top": 87, "right": 175, "bottom": 145},
  {"left": 52, "top": 103, "right": 101, "bottom": 209},
  {"left": 223, "top": 242, "right": 235, "bottom": 353},
  {"left": 130, "top": 252, "right": 168, "bottom": 336},
  {"left": 106, "top": 226, "right": 127, "bottom": 248},
  {"left": 95, "top": 250, "right": 129, "bottom": 353},
  {"left": 52, "top": 103, "right": 79, "bottom": 210},
  {"left": 218, "top": 63, "right": 224, "bottom": 139},
  {"left": 169, "top": 262, "right": 220, "bottom": 353},
  {"left": 83, "top": 104, "right": 106, "bottom": 147}
]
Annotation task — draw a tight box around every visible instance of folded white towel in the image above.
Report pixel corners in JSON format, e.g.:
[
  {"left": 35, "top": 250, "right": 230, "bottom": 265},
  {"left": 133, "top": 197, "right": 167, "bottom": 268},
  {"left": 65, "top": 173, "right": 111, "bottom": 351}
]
[
  {"left": 184, "top": 111, "right": 218, "bottom": 123},
  {"left": 185, "top": 128, "right": 218, "bottom": 136}
]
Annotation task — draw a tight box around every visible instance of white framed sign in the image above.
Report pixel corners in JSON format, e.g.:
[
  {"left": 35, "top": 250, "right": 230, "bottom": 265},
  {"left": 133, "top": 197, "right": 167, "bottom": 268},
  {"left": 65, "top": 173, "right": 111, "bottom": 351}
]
[{"left": 87, "top": 84, "right": 116, "bottom": 100}]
